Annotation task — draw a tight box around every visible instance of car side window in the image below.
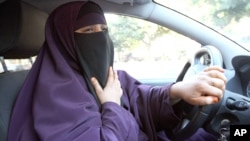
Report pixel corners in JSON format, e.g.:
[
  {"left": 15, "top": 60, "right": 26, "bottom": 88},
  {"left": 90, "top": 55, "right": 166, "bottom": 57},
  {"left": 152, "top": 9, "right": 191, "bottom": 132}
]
[
  {"left": 1, "top": 14, "right": 201, "bottom": 83},
  {"left": 0, "top": 57, "right": 34, "bottom": 73},
  {"left": 105, "top": 14, "right": 201, "bottom": 82}
]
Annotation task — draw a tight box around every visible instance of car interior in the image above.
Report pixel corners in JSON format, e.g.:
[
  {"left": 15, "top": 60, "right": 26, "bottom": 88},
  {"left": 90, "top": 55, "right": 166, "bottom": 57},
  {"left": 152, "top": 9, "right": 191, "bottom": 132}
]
[
  {"left": 0, "top": 1, "right": 47, "bottom": 140},
  {"left": 0, "top": 0, "right": 250, "bottom": 141}
]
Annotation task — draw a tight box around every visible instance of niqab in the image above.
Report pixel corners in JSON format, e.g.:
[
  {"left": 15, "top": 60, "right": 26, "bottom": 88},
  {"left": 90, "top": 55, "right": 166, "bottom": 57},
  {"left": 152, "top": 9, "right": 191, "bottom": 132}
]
[{"left": 74, "top": 2, "right": 114, "bottom": 90}]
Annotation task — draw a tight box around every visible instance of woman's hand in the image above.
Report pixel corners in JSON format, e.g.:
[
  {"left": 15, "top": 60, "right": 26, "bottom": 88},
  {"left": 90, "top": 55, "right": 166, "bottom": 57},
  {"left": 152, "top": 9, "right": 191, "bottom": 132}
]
[
  {"left": 170, "top": 66, "right": 227, "bottom": 105},
  {"left": 91, "top": 67, "right": 122, "bottom": 106}
]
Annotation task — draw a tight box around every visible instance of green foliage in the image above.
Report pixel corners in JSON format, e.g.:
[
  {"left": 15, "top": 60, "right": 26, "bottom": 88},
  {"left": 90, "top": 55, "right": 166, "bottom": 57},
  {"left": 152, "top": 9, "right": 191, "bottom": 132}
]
[
  {"left": 107, "top": 15, "right": 144, "bottom": 52},
  {"left": 107, "top": 14, "right": 171, "bottom": 61},
  {"left": 107, "top": 15, "right": 170, "bottom": 59},
  {"left": 190, "top": 0, "right": 250, "bottom": 27},
  {"left": 106, "top": 0, "right": 250, "bottom": 62}
]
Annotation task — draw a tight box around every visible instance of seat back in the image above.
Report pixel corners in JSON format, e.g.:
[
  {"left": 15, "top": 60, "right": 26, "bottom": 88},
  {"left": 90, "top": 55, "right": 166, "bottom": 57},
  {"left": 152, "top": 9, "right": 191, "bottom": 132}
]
[
  {"left": 0, "top": 70, "right": 29, "bottom": 141},
  {"left": 0, "top": 0, "right": 47, "bottom": 140}
]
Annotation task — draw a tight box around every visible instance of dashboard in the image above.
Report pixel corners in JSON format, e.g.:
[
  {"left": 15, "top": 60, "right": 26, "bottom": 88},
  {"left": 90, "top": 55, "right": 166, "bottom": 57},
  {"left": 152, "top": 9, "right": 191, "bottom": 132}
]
[{"left": 232, "top": 55, "right": 250, "bottom": 97}]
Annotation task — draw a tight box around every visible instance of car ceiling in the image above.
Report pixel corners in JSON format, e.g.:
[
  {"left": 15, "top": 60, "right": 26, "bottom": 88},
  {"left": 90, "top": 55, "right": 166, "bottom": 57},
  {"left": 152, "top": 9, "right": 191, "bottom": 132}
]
[{"left": 21, "top": 0, "right": 154, "bottom": 17}]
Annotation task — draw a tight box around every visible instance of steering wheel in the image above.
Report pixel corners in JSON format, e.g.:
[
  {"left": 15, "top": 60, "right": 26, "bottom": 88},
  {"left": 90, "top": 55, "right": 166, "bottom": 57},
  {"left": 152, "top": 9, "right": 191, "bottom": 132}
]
[
  {"left": 171, "top": 45, "right": 224, "bottom": 140},
  {"left": 171, "top": 45, "right": 250, "bottom": 141}
]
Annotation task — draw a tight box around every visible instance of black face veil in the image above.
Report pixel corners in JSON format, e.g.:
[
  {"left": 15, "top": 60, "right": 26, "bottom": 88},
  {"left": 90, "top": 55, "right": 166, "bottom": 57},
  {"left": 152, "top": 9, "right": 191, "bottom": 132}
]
[
  {"left": 74, "top": 31, "right": 114, "bottom": 88},
  {"left": 74, "top": 2, "right": 114, "bottom": 103}
]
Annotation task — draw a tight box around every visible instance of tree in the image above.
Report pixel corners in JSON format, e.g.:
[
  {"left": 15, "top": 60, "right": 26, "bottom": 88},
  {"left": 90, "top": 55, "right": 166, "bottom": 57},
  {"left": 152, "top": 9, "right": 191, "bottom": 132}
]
[
  {"left": 191, "top": 0, "right": 250, "bottom": 27},
  {"left": 107, "top": 14, "right": 170, "bottom": 62}
]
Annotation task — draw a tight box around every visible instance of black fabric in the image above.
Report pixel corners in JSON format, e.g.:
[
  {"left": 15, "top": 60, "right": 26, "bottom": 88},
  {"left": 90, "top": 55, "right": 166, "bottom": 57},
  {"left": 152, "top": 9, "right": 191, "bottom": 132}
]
[
  {"left": 74, "top": 30, "right": 114, "bottom": 90},
  {"left": 77, "top": 1, "right": 104, "bottom": 19},
  {"left": 74, "top": 1, "right": 106, "bottom": 31}
]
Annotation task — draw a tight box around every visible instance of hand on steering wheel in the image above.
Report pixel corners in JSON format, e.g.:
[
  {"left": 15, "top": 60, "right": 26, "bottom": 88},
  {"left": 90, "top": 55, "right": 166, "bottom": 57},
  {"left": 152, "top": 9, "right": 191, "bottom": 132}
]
[
  {"left": 170, "top": 45, "right": 226, "bottom": 140},
  {"left": 170, "top": 66, "right": 226, "bottom": 106}
]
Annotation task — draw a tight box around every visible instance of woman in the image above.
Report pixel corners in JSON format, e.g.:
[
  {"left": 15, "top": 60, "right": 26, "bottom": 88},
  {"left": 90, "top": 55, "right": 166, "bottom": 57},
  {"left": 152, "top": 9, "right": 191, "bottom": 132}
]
[{"left": 8, "top": 1, "right": 226, "bottom": 141}]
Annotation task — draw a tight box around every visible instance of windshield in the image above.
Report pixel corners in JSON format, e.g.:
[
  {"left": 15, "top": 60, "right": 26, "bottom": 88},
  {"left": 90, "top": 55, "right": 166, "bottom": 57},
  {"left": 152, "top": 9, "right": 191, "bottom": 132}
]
[{"left": 154, "top": 0, "right": 250, "bottom": 51}]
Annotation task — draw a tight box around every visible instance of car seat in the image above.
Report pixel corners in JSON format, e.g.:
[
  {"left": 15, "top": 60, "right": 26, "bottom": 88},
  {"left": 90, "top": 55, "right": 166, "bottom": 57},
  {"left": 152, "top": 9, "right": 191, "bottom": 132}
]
[{"left": 0, "top": 0, "right": 47, "bottom": 140}]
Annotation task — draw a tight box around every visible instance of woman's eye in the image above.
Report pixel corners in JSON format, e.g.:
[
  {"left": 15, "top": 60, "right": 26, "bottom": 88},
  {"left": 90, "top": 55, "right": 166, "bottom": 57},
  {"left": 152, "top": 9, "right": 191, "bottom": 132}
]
[
  {"left": 84, "top": 28, "right": 94, "bottom": 33},
  {"left": 101, "top": 25, "right": 108, "bottom": 31},
  {"left": 75, "top": 25, "right": 108, "bottom": 33}
]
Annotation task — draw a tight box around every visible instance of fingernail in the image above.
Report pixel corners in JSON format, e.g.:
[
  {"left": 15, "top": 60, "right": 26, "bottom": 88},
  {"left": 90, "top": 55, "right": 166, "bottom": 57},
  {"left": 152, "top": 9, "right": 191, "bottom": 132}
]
[
  {"left": 91, "top": 77, "right": 95, "bottom": 82},
  {"left": 212, "top": 97, "right": 218, "bottom": 103}
]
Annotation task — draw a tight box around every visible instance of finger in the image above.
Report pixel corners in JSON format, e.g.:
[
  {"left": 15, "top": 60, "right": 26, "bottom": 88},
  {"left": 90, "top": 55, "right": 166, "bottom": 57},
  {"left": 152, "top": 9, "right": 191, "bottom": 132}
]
[
  {"left": 106, "top": 67, "right": 114, "bottom": 85},
  {"left": 193, "top": 96, "right": 219, "bottom": 105},
  {"left": 204, "top": 66, "right": 224, "bottom": 72},
  {"left": 113, "top": 71, "right": 121, "bottom": 89},
  {"left": 210, "top": 78, "right": 226, "bottom": 90},
  {"left": 109, "top": 66, "right": 114, "bottom": 78},
  {"left": 205, "top": 70, "right": 227, "bottom": 84},
  {"left": 91, "top": 77, "right": 103, "bottom": 94},
  {"left": 113, "top": 70, "right": 119, "bottom": 80},
  {"left": 202, "top": 84, "right": 224, "bottom": 100}
]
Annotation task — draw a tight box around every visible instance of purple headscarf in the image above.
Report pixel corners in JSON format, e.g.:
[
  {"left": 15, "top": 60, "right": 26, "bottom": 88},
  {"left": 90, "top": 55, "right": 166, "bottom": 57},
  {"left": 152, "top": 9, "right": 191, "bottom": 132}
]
[
  {"left": 8, "top": 1, "right": 113, "bottom": 140},
  {"left": 74, "top": 2, "right": 106, "bottom": 30}
]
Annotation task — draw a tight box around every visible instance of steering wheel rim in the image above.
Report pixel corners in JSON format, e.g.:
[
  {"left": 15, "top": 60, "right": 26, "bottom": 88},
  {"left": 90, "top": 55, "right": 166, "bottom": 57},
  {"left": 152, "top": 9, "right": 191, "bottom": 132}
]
[{"left": 171, "top": 45, "right": 224, "bottom": 140}]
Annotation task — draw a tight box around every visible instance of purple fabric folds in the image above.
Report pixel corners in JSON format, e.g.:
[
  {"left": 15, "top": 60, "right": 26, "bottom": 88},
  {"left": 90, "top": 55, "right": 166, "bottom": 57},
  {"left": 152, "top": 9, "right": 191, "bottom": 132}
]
[{"left": 8, "top": 1, "right": 216, "bottom": 141}]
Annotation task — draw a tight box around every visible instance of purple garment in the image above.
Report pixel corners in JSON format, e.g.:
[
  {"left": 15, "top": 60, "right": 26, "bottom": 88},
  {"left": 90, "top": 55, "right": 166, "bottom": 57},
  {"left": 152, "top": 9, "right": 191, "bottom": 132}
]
[{"left": 8, "top": 1, "right": 217, "bottom": 141}]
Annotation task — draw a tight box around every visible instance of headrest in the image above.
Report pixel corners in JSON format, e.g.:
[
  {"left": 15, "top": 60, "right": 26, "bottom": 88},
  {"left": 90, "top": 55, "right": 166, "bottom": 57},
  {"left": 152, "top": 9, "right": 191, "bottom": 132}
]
[{"left": 0, "top": 0, "right": 48, "bottom": 59}]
